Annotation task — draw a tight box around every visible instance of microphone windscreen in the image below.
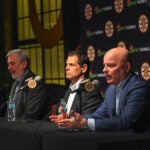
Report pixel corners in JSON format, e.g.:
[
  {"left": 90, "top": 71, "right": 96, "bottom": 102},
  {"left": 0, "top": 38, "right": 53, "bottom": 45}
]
[
  {"left": 35, "top": 76, "right": 41, "bottom": 81},
  {"left": 92, "top": 80, "right": 100, "bottom": 87}
]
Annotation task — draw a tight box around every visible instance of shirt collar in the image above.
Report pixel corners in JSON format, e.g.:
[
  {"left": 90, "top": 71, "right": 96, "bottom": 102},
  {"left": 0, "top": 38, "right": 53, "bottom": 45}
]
[
  {"left": 70, "top": 78, "right": 84, "bottom": 91},
  {"left": 114, "top": 74, "right": 130, "bottom": 90},
  {"left": 16, "top": 69, "right": 29, "bottom": 84}
]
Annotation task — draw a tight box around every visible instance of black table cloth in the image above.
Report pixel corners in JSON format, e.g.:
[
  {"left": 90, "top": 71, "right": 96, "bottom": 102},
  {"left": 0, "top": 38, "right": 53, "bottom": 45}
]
[{"left": 0, "top": 117, "right": 150, "bottom": 150}]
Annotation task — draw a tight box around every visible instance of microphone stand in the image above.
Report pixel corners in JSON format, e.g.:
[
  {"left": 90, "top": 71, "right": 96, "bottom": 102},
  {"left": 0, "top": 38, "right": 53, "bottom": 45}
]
[
  {"left": 72, "top": 87, "right": 83, "bottom": 115},
  {"left": 77, "top": 90, "right": 82, "bottom": 115},
  {"left": 17, "top": 87, "right": 28, "bottom": 123},
  {"left": 23, "top": 88, "right": 28, "bottom": 122},
  {"left": 18, "top": 85, "right": 33, "bottom": 123}
]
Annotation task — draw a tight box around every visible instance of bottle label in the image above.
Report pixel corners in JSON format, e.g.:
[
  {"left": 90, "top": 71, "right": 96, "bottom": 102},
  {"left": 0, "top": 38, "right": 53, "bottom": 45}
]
[
  {"left": 8, "top": 103, "right": 15, "bottom": 109},
  {"left": 7, "top": 101, "right": 16, "bottom": 121}
]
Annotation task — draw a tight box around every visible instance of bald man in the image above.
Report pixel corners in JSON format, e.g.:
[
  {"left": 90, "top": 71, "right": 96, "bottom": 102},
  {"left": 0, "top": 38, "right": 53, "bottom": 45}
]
[{"left": 50, "top": 47, "right": 150, "bottom": 133}]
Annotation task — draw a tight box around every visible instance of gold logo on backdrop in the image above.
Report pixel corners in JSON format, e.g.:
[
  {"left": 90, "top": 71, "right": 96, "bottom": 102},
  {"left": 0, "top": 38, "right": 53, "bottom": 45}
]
[
  {"left": 105, "top": 20, "right": 114, "bottom": 38},
  {"left": 141, "top": 62, "right": 150, "bottom": 81},
  {"left": 117, "top": 41, "right": 126, "bottom": 48},
  {"left": 84, "top": 3, "right": 93, "bottom": 20},
  {"left": 138, "top": 14, "right": 149, "bottom": 33},
  {"left": 114, "top": 0, "right": 124, "bottom": 13}
]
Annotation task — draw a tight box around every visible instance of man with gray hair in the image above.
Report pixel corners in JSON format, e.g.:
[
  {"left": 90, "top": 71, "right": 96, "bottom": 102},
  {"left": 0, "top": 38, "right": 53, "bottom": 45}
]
[{"left": 6, "top": 49, "right": 47, "bottom": 121}]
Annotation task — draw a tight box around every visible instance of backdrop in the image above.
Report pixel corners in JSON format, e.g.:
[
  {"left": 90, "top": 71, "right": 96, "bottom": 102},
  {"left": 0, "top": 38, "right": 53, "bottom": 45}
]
[
  {"left": 80, "top": 0, "right": 150, "bottom": 93},
  {"left": 62, "top": 0, "right": 150, "bottom": 93}
]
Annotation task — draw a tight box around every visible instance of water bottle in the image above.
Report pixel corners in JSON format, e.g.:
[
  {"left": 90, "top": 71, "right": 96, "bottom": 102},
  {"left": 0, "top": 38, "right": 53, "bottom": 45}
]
[
  {"left": 58, "top": 98, "right": 67, "bottom": 114},
  {"left": 7, "top": 96, "right": 16, "bottom": 121}
]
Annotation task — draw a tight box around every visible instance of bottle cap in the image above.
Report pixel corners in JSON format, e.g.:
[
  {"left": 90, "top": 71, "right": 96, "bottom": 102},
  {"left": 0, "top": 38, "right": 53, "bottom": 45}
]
[{"left": 9, "top": 95, "right": 12, "bottom": 99}]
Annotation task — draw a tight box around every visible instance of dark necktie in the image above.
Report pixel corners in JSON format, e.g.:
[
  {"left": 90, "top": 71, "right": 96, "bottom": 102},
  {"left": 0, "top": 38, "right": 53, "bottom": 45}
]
[{"left": 13, "top": 81, "right": 20, "bottom": 99}]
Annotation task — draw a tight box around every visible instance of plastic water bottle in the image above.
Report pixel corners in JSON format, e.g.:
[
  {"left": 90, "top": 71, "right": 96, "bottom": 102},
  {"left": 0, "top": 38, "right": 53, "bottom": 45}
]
[
  {"left": 58, "top": 98, "right": 67, "bottom": 114},
  {"left": 7, "top": 96, "right": 16, "bottom": 121}
]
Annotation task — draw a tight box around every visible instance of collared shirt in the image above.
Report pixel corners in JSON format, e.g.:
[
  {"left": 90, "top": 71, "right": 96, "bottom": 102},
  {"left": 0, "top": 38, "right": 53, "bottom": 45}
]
[
  {"left": 114, "top": 81, "right": 124, "bottom": 115},
  {"left": 13, "top": 69, "right": 29, "bottom": 99},
  {"left": 66, "top": 78, "right": 84, "bottom": 115}
]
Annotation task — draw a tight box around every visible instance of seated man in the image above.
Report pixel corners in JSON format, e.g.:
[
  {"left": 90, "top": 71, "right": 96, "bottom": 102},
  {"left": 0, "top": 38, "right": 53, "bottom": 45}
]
[
  {"left": 50, "top": 47, "right": 150, "bottom": 133},
  {"left": 57, "top": 50, "right": 103, "bottom": 116},
  {"left": 6, "top": 49, "right": 47, "bottom": 121}
]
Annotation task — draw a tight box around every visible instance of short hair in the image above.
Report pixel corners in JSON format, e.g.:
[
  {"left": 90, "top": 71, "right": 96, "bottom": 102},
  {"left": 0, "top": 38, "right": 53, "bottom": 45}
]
[
  {"left": 6, "top": 49, "right": 30, "bottom": 68},
  {"left": 67, "top": 50, "right": 90, "bottom": 78}
]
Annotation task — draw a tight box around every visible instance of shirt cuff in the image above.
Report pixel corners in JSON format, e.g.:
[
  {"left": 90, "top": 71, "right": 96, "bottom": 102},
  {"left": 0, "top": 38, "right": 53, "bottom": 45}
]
[{"left": 87, "top": 118, "right": 95, "bottom": 131}]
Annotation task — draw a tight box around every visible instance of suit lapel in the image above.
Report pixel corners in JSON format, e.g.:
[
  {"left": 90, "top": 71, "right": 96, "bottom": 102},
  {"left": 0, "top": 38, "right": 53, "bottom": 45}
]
[{"left": 117, "top": 73, "right": 133, "bottom": 115}]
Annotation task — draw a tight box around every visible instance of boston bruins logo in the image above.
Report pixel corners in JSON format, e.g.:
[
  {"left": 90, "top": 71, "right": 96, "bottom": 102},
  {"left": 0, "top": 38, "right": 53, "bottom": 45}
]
[
  {"left": 117, "top": 41, "right": 126, "bottom": 48},
  {"left": 27, "top": 79, "right": 37, "bottom": 89},
  {"left": 141, "top": 62, "right": 150, "bottom": 81},
  {"left": 114, "top": 0, "right": 124, "bottom": 14},
  {"left": 84, "top": 3, "right": 92, "bottom": 20},
  {"left": 85, "top": 80, "right": 95, "bottom": 92},
  {"left": 105, "top": 20, "right": 114, "bottom": 38},
  {"left": 138, "top": 14, "right": 149, "bottom": 33}
]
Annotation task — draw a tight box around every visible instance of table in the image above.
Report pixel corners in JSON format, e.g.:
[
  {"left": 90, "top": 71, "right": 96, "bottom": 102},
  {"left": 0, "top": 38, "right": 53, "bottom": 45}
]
[
  {"left": 41, "top": 131, "right": 150, "bottom": 150},
  {"left": 0, "top": 117, "right": 150, "bottom": 150},
  {"left": 0, "top": 117, "right": 57, "bottom": 150}
]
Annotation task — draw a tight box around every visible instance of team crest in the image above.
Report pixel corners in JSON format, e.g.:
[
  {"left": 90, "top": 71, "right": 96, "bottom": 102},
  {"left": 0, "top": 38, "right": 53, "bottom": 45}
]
[
  {"left": 84, "top": 80, "right": 95, "bottom": 92},
  {"left": 105, "top": 20, "right": 114, "bottom": 38},
  {"left": 114, "top": 0, "right": 124, "bottom": 13},
  {"left": 141, "top": 62, "right": 150, "bottom": 81},
  {"left": 84, "top": 3, "right": 92, "bottom": 20},
  {"left": 117, "top": 41, "right": 126, "bottom": 48},
  {"left": 138, "top": 14, "right": 149, "bottom": 33}
]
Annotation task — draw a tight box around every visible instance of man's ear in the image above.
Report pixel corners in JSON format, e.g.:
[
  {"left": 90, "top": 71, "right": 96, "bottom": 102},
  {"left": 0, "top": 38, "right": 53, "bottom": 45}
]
[
  {"left": 124, "top": 62, "right": 131, "bottom": 73},
  {"left": 81, "top": 64, "right": 88, "bottom": 74},
  {"left": 22, "top": 60, "right": 28, "bottom": 68}
]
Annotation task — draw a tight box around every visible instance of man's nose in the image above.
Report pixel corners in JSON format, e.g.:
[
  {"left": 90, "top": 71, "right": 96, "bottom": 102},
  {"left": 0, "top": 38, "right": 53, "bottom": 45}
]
[
  {"left": 8, "top": 65, "right": 11, "bottom": 70},
  {"left": 103, "top": 65, "right": 108, "bottom": 72},
  {"left": 65, "top": 65, "right": 69, "bottom": 70}
]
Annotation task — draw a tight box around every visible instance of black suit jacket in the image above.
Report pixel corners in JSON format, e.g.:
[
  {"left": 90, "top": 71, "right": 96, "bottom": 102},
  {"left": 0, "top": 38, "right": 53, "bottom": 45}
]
[
  {"left": 64, "top": 82, "right": 103, "bottom": 115},
  {"left": 9, "top": 70, "right": 47, "bottom": 120}
]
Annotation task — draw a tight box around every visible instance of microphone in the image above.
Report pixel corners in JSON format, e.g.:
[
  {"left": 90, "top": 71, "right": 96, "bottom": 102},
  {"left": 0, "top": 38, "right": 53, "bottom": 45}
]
[
  {"left": 71, "top": 79, "right": 100, "bottom": 93},
  {"left": 19, "top": 75, "right": 41, "bottom": 91},
  {"left": 92, "top": 79, "right": 100, "bottom": 88}
]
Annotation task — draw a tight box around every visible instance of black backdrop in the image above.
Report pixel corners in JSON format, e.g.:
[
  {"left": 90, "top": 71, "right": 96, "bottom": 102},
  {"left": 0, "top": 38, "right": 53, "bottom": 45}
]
[{"left": 63, "top": 0, "right": 150, "bottom": 93}]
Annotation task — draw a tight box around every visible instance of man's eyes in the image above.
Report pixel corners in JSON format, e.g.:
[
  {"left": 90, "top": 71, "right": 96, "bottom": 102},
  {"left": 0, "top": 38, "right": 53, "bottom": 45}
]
[
  {"left": 103, "top": 64, "right": 116, "bottom": 68},
  {"left": 8, "top": 62, "right": 15, "bottom": 65},
  {"left": 66, "top": 64, "right": 75, "bottom": 66}
]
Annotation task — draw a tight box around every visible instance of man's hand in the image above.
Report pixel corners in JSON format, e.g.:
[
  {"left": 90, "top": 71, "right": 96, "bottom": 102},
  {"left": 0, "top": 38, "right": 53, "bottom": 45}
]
[
  {"left": 55, "top": 110, "right": 87, "bottom": 129},
  {"left": 49, "top": 106, "right": 69, "bottom": 123}
]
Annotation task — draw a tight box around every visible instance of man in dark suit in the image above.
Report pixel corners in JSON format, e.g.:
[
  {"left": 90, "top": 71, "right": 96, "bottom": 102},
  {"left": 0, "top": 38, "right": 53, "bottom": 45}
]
[
  {"left": 6, "top": 49, "right": 47, "bottom": 121},
  {"left": 50, "top": 47, "right": 150, "bottom": 133},
  {"left": 58, "top": 50, "right": 103, "bottom": 116}
]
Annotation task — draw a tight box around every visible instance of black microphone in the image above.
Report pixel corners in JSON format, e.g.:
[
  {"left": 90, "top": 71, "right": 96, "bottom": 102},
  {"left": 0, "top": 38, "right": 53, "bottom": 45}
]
[
  {"left": 92, "top": 79, "right": 100, "bottom": 88},
  {"left": 19, "top": 75, "right": 42, "bottom": 91},
  {"left": 71, "top": 79, "right": 100, "bottom": 93}
]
